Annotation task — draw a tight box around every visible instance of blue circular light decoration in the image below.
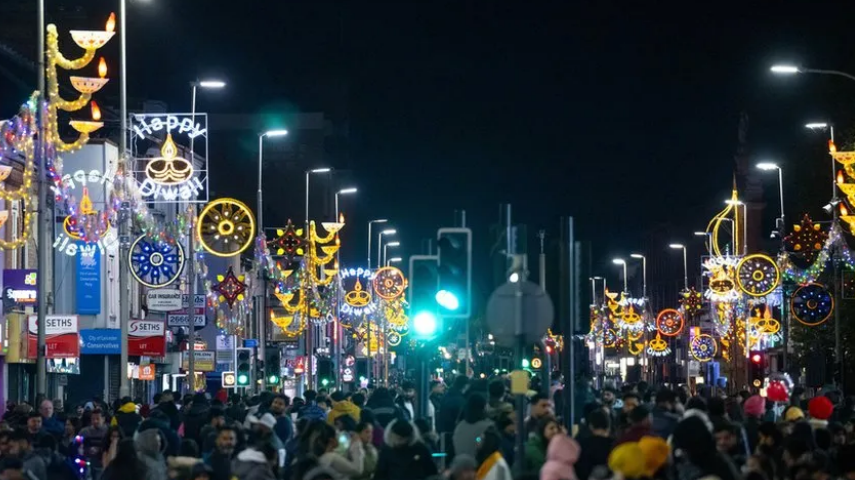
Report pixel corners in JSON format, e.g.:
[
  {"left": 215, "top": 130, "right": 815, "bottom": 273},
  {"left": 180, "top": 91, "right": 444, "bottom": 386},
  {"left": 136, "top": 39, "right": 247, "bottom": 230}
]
[
  {"left": 129, "top": 235, "right": 185, "bottom": 288},
  {"left": 791, "top": 283, "right": 833, "bottom": 327}
]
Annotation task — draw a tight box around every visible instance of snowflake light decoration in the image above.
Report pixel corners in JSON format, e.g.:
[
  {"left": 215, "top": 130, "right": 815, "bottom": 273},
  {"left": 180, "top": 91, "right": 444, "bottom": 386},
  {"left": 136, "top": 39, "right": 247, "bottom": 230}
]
[
  {"left": 783, "top": 214, "right": 827, "bottom": 264},
  {"left": 680, "top": 288, "right": 703, "bottom": 317},
  {"left": 211, "top": 266, "right": 247, "bottom": 308}
]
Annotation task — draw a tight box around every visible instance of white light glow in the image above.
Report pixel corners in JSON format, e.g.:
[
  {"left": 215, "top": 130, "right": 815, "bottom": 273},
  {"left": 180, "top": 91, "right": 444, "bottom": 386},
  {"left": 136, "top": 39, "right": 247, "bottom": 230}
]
[
  {"left": 694, "top": 231, "right": 708, "bottom": 236},
  {"left": 264, "top": 129, "right": 289, "bottom": 137},
  {"left": 669, "top": 244, "right": 684, "bottom": 249},
  {"left": 388, "top": 257, "right": 402, "bottom": 263},
  {"left": 630, "top": 253, "right": 644, "bottom": 259},
  {"left": 509, "top": 272, "right": 520, "bottom": 283},
  {"left": 381, "top": 229, "right": 396, "bottom": 235},
  {"left": 198, "top": 80, "right": 226, "bottom": 88},
  {"left": 756, "top": 162, "right": 779, "bottom": 171},
  {"left": 310, "top": 167, "right": 331, "bottom": 174},
  {"left": 386, "top": 242, "right": 400, "bottom": 247},
  {"left": 771, "top": 65, "right": 800, "bottom": 74},
  {"left": 805, "top": 122, "right": 829, "bottom": 130},
  {"left": 338, "top": 187, "right": 358, "bottom": 195},
  {"left": 612, "top": 258, "right": 625, "bottom": 265}
]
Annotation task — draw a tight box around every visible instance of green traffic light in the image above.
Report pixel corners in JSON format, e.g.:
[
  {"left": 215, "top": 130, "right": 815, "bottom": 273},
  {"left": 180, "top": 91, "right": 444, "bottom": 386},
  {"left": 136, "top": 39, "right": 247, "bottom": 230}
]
[
  {"left": 321, "top": 378, "right": 330, "bottom": 386},
  {"left": 237, "top": 373, "right": 249, "bottom": 385},
  {"left": 267, "top": 375, "right": 279, "bottom": 384},
  {"left": 413, "top": 311, "right": 438, "bottom": 336},
  {"left": 521, "top": 358, "right": 530, "bottom": 368},
  {"left": 435, "top": 290, "right": 460, "bottom": 311}
]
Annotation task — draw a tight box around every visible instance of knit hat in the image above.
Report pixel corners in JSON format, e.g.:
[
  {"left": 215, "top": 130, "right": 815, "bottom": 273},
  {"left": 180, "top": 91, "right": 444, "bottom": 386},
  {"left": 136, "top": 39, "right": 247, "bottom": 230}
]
[
  {"left": 785, "top": 407, "right": 806, "bottom": 421},
  {"left": 809, "top": 396, "right": 834, "bottom": 420},
  {"left": 743, "top": 395, "right": 765, "bottom": 418},
  {"left": 638, "top": 436, "right": 670, "bottom": 476},
  {"left": 608, "top": 442, "right": 646, "bottom": 479}
]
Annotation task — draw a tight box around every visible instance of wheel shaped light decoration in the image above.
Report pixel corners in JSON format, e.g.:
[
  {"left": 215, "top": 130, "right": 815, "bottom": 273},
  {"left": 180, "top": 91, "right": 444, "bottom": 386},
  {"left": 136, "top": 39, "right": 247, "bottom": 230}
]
[
  {"left": 372, "top": 266, "right": 407, "bottom": 300},
  {"left": 211, "top": 266, "right": 248, "bottom": 308},
  {"left": 690, "top": 334, "right": 717, "bottom": 362},
  {"left": 656, "top": 308, "right": 684, "bottom": 337},
  {"left": 387, "top": 331, "right": 402, "bottom": 347},
  {"left": 791, "top": 283, "right": 833, "bottom": 326},
  {"left": 197, "top": 198, "right": 255, "bottom": 257},
  {"left": 603, "top": 329, "right": 618, "bottom": 348},
  {"left": 129, "top": 236, "right": 185, "bottom": 288},
  {"left": 736, "top": 254, "right": 780, "bottom": 297},
  {"left": 646, "top": 333, "right": 671, "bottom": 357}
]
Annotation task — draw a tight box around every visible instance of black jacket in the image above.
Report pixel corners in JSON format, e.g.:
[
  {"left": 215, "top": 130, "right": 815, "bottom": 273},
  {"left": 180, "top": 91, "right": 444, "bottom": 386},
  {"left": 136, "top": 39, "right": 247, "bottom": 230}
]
[
  {"left": 374, "top": 421, "right": 438, "bottom": 480},
  {"left": 436, "top": 389, "right": 465, "bottom": 434},
  {"left": 152, "top": 402, "right": 181, "bottom": 431},
  {"left": 575, "top": 435, "right": 614, "bottom": 480},
  {"left": 182, "top": 402, "right": 210, "bottom": 445},
  {"left": 205, "top": 451, "right": 233, "bottom": 480}
]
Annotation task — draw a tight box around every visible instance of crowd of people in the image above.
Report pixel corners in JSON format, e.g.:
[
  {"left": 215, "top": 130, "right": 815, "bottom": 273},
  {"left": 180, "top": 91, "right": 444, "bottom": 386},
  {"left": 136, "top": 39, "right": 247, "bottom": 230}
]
[{"left": 0, "top": 377, "right": 852, "bottom": 480}]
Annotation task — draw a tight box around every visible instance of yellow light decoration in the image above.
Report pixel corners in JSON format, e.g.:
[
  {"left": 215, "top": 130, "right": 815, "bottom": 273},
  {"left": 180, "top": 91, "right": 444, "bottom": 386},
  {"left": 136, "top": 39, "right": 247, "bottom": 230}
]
[
  {"left": 320, "top": 222, "right": 344, "bottom": 235},
  {"left": 69, "top": 75, "right": 109, "bottom": 94},
  {"left": 628, "top": 340, "right": 644, "bottom": 356},
  {"left": 274, "top": 290, "right": 294, "bottom": 308},
  {"left": 311, "top": 221, "right": 340, "bottom": 244},
  {"left": 145, "top": 134, "right": 194, "bottom": 185},
  {"left": 627, "top": 327, "right": 643, "bottom": 341},
  {"left": 841, "top": 215, "right": 855, "bottom": 232},
  {"left": 838, "top": 183, "right": 855, "bottom": 205},
  {"left": 344, "top": 278, "right": 371, "bottom": 307},
  {"left": 832, "top": 150, "right": 855, "bottom": 165},
  {"left": 270, "top": 311, "right": 293, "bottom": 329},
  {"left": 705, "top": 180, "right": 741, "bottom": 257},
  {"left": 735, "top": 253, "right": 780, "bottom": 297},
  {"left": 197, "top": 198, "right": 256, "bottom": 257},
  {"left": 0, "top": 166, "right": 11, "bottom": 183}
]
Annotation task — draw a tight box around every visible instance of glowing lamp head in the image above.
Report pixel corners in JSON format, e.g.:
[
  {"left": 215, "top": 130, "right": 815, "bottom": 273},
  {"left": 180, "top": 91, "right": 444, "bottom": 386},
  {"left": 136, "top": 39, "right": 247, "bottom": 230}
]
[
  {"left": 509, "top": 272, "right": 520, "bottom": 283},
  {"left": 90, "top": 101, "right": 101, "bottom": 121},
  {"left": 413, "top": 311, "right": 438, "bottom": 337},
  {"left": 756, "top": 162, "right": 778, "bottom": 171},
  {"left": 436, "top": 290, "right": 460, "bottom": 311},
  {"left": 106, "top": 13, "right": 116, "bottom": 33},
  {"left": 237, "top": 373, "right": 249, "bottom": 384},
  {"left": 770, "top": 65, "right": 799, "bottom": 74},
  {"left": 98, "top": 57, "right": 107, "bottom": 78},
  {"left": 751, "top": 353, "right": 762, "bottom": 364}
]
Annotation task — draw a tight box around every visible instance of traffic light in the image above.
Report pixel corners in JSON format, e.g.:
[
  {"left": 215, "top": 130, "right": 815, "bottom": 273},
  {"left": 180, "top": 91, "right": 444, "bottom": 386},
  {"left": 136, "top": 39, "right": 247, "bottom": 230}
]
[
  {"left": 749, "top": 351, "right": 765, "bottom": 388},
  {"left": 236, "top": 348, "right": 252, "bottom": 387},
  {"left": 265, "top": 346, "right": 281, "bottom": 386},
  {"left": 437, "top": 228, "right": 472, "bottom": 318},
  {"left": 409, "top": 255, "right": 440, "bottom": 340},
  {"left": 317, "top": 358, "right": 333, "bottom": 386}
]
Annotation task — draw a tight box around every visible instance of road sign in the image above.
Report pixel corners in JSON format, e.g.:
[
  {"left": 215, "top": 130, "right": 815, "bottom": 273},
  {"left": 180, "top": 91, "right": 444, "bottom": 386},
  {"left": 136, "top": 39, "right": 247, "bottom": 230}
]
[
  {"left": 221, "top": 371, "right": 237, "bottom": 388},
  {"left": 182, "top": 351, "right": 216, "bottom": 371},
  {"left": 486, "top": 280, "right": 554, "bottom": 347},
  {"left": 167, "top": 313, "right": 206, "bottom": 327},
  {"left": 146, "top": 289, "right": 183, "bottom": 311},
  {"left": 139, "top": 364, "right": 156, "bottom": 381},
  {"left": 531, "top": 358, "right": 543, "bottom": 369},
  {"left": 182, "top": 294, "right": 206, "bottom": 309},
  {"left": 243, "top": 339, "right": 259, "bottom": 348}
]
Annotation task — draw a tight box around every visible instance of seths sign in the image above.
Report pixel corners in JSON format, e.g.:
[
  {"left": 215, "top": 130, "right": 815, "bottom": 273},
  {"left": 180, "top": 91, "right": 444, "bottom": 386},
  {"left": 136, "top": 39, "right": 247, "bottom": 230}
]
[
  {"left": 146, "top": 289, "right": 183, "bottom": 311},
  {"left": 27, "top": 315, "right": 79, "bottom": 358},
  {"left": 128, "top": 320, "right": 166, "bottom": 357}
]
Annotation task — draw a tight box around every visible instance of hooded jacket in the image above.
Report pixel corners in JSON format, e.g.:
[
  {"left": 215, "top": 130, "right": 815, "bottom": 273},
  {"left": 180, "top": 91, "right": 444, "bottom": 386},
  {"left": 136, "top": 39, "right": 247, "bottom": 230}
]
[
  {"left": 374, "top": 420, "right": 437, "bottom": 480},
  {"left": 151, "top": 401, "right": 181, "bottom": 430},
  {"left": 231, "top": 448, "right": 276, "bottom": 480},
  {"left": 182, "top": 395, "right": 211, "bottom": 444},
  {"left": 327, "top": 400, "right": 361, "bottom": 426},
  {"left": 137, "top": 412, "right": 180, "bottom": 458},
  {"left": 297, "top": 401, "right": 327, "bottom": 423},
  {"left": 540, "top": 434, "right": 580, "bottom": 480},
  {"left": 111, "top": 402, "right": 142, "bottom": 437},
  {"left": 135, "top": 428, "right": 168, "bottom": 480}
]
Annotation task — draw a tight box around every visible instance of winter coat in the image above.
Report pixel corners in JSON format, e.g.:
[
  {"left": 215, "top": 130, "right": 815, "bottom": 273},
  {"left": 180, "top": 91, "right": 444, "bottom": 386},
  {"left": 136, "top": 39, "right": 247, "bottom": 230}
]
[
  {"left": 437, "top": 389, "right": 466, "bottom": 434},
  {"left": 79, "top": 424, "right": 109, "bottom": 468},
  {"left": 111, "top": 402, "right": 142, "bottom": 437},
  {"left": 181, "top": 401, "right": 210, "bottom": 444},
  {"left": 573, "top": 435, "right": 613, "bottom": 480},
  {"left": 364, "top": 400, "right": 405, "bottom": 429},
  {"left": 540, "top": 434, "right": 580, "bottom": 480},
  {"left": 650, "top": 406, "right": 679, "bottom": 439},
  {"left": 354, "top": 443, "right": 378, "bottom": 480},
  {"left": 298, "top": 401, "right": 328, "bottom": 422},
  {"left": 452, "top": 419, "right": 493, "bottom": 460},
  {"left": 152, "top": 402, "right": 181, "bottom": 431},
  {"left": 204, "top": 450, "right": 234, "bottom": 480},
  {"left": 318, "top": 440, "right": 365, "bottom": 480},
  {"left": 21, "top": 451, "right": 48, "bottom": 480},
  {"left": 137, "top": 416, "right": 180, "bottom": 458},
  {"left": 231, "top": 448, "right": 277, "bottom": 480},
  {"left": 374, "top": 420, "right": 438, "bottom": 480},
  {"left": 327, "top": 400, "right": 362, "bottom": 427},
  {"left": 40, "top": 415, "right": 64, "bottom": 437},
  {"left": 135, "top": 428, "right": 168, "bottom": 480},
  {"left": 273, "top": 415, "right": 293, "bottom": 444},
  {"left": 524, "top": 435, "right": 548, "bottom": 474},
  {"left": 476, "top": 452, "right": 512, "bottom": 480}
]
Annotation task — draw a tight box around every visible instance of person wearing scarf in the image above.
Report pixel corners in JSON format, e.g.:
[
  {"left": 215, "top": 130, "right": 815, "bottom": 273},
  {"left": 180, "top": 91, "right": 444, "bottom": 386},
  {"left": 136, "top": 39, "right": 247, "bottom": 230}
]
[{"left": 475, "top": 427, "right": 512, "bottom": 480}]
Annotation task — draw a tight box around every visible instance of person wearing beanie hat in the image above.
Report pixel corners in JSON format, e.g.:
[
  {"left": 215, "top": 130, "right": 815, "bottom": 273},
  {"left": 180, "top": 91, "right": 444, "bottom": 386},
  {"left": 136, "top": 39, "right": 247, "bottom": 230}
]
[
  {"left": 638, "top": 436, "right": 670, "bottom": 478},
  {"left": 808, "top": 396, "right": 834, "bottom": 430},
  {"left": 784, "top": 406, "right": 805, "bottom": 422},
  {"left": 742, "top": 395, "right": 765, "bottom": 453},
  {"left": 608, "top": 443, "right": 646, "bottom": 479},
  {"left": 374, "top": 420, "right": 437, "bottom": 480}
]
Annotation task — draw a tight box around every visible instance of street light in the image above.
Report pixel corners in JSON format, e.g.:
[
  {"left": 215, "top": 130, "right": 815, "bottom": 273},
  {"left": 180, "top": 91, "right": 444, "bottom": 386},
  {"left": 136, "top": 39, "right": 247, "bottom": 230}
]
[
  {"left": 334, "top": 187, "right": 358, "bottom": 220},
  {"left": 198, "top": 80, "right": 226, "bottom": 88},
  {"left": 770, "top": 64, "right": 855, "bottom": 82},
  {"left": 669, "top": 244, "right": 688, "bottom": 291},
  {"left": 589, "top": 276, "right": 605, "bottom": 304},
  {"left": 756, "top": 162, "right": 785, "bottom": 229},
  {"left": 387, "top": 257, "right": 402, "bottom": 266},
  {"left": 383, "top": 241, "right": 400, "bottom": 267},
  {"left": 770, "top": 65, "right": 800, "bottom": 74},
  {"left": 630, "top": 253, "right": 647, "bottom": 298},
  {"left": 257, "top": 130, "right": 289, "bottom": 235},
  {"left": 805, "top": 123, "right": 837, "bottom": 203},
  {"left": 305, "top": 167, "right": 332, "bottom": 227},
  {"left": 377, "top": 229, "right": 396, "bottom": 268},
  {"left": 725, "top": 199, "right": 748, "bottom": 255},
  {"left": 612, "top": 258, "right": 628, "bottom": 293},
  {"left": 367, "top": 219, "right": 388, "bottom": 269}
]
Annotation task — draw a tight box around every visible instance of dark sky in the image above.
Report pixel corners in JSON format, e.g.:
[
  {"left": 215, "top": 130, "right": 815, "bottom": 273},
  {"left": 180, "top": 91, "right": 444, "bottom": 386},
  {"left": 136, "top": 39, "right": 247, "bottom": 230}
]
[{"left": 9, "top": 1, "right": 855, "bottom": 299}]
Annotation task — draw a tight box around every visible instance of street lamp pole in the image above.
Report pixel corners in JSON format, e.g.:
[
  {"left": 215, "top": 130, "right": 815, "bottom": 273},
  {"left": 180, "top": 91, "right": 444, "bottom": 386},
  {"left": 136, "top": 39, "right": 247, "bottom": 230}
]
[
  {"left": 382, "top": 242, "right": 399, "bottom": 268},
  {"left": 669, "top": 244, "right": 688, "bottom": 291},
  {"left": 630, "top": 254, "right": 647, "bottom": 299},
  {"left": 367, "top": 219, "right": 388, "bottom": 270},
  {"left": 333, "top": 188, "right": 356, "bottom": 390},
  {"left": 377, "top": 230, "right": 396, "bottom": 269},
  {"left": 612, "top": 259, "right": 627, "bottom": 294},
  {"left": 303, "top": 167, "right": 331, "bottom": 390},
  {"left": 36, "top": 0, "right": 47, "bottom": 397},
  {"left": 118, "top": 0, "right": 130, "bottom": 398}
]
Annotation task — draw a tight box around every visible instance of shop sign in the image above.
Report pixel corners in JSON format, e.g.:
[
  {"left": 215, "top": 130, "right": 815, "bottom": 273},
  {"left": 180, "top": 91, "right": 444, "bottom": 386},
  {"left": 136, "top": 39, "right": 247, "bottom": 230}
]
[{"left": 27, "top": 315, "right": 79, "bottom": 358}]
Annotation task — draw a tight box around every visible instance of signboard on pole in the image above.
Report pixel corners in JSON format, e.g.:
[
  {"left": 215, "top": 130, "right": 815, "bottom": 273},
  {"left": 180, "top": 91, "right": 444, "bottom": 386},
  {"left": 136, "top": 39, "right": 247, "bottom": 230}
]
[
  {"left": 167, "top": 312, "right": 206, "bottom": 327},
  {"left": 27, "top": 315, "right": 79, "bottom": 358},
  {"left": 128, "top": 320, "right": 166, "bottom": 357},
  {"left": 182, "top": 294, "right": 206, "bottom": 309},
  {"left": 4, "top": 270, "right": 38, "bottom": 309},
  {"left": 146, "top": 289, "right": 183, "bottom": 312},
  {"left": 139, "top": 364, "right": 156, "bottom": 381},
  {"left": 182, "top": 351, "right": 215, "bottom": 372},
  {"left": 76, "top": 250, "right": 101, "bottom": 314}
]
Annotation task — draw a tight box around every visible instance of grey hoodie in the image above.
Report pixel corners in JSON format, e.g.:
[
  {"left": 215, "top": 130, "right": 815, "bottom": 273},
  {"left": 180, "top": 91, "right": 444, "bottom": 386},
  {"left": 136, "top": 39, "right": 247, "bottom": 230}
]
[
  {"left": 135, "top": 428, "right": 168, "bottom": 480},
  {"left": 231, "top": 448, "right": 277, "bottom": 480}
]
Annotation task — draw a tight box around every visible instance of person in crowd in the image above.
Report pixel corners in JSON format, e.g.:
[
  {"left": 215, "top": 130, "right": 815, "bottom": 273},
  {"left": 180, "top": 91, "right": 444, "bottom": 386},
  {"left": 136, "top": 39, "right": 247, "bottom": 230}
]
[
  {"left": 138, "top": 409, "right": 180, "bottom": 458},
  {"left": 671, "top": 416, "right": 740, "bottom": 480},
  {"left": 414, "top": 418, "right": 439, "bottom": 454},
  {"left": 374, "top": 420, "right": 437, "bottom": 480},
  {"left": 523, "top": 393, "right": 553, "bottom": 437},
  {"left": 474, "top": 426, "right": 512, "bottom": 480},
  {"left": 453, "top": 394, "right": 493, "bottom": 460},
  {"left": 615, "top": 405, "right": 651, "bottom": 445},
  {"left": 809, "top": 396, "right": 834, "bottom": 430},
  {"left": 495, "top": 413, "right": 517, "bottom": 467},
  {"left": 350, "top": 393, "right": 366, "bottom": 411},
  {"left": 79, "top": 409, "right": 109, "bottom": 479},
  {"left": 268, "top": 395, "right": 293, "bottom": 445},
  {"left": 438, "top": 376, "right": 469, "bottom": 435},
  {"left": 354, "top": 421, "right": 377, "bottom": 480},
  {"left": 742, "top": 395, "right": 765, "bottom": 453},
  {"left": 199, "top": 408, "right": 226, "bottom": 455},
  {"left": 183, "top": 393, "right": 211, "bottom": 445},
  {"left": 23, "top": 414, "right": 43, "bottom": 446},
  {"left": 152, "top": 391, "right": 181, "bottom": 431},
  {"left": 135, "top": 428, "right": 167, "bottom": 480},
  {"left": 621, "top": 392, "right": 640, "bottom": 416},
  {"left": 231, "top": 441, "right": 278, "bottom": 480},
  {"left": 650, "top": 388, "right": 680, "bottom": 439},
  {"left": 204, "top": 425, "right": 237, "bottom": 480},
  {"left": 447, "top": 454, "right": 477, "bottom": 480},
  {"left": 36, "top": 401, "right": 62, "bottom": 439},
  {"left": 364, "top": 388, "right": 404, "bottom": 429},
  {"left": 327, "top": 392, "right": 361, "bottom": 428},
  {"left": 110, "top": 397, "right": 142, "bottom": 438},
  {"left": 168, "top": 438, "right": 202, "bottom": 479},
  {"left": 637, "top": 436, "right": 670, "bottom": 479},
  {"left": 310, "top": 422, "right": 365, "bottom": 480},
  {"left": 101, "top": 426, "right": 124, "bottom": 468},
  {"left": 58, "top": 417, "right": 79, "bottom": 457},
  {"left": 607, "top": 442, "right": 646, "bottom": 480},
  {"left": 395, "top": 381, "right": 417, "bottom": 421},
  {"left": 189, "top": 463, "right": 213, "bottom": 480},
  {"left": 358, "top": 410, "right": 384, "bottom": 449},
  {"left": 8, "top": 429, "right": 46, "bottom": 480},
  {"left": 247, "top": 413, "right": 285, "bottom": 455},
  {"left": 100, "top": 438, "right": 147, "bottom": 480},
  {"left": 574, "top": 408, "right": 613, "bottom": 480},
  {"left": 486, "top": 380, "right": 511, "bottom": 421},
  {"left": 318, "top": 397, "right": 334, "bottom": 418},
  {"left": 428, "top": 381, "right": 445, "bottom": 422},
  {"left": 524, "top": 416, "right": 560, "bottom": 474},
  {"left": 299, "top": 391, "right": 328, "bottom": 423},
  {"left": 540, "top": 431, "right": 580, "bottom": 480}
]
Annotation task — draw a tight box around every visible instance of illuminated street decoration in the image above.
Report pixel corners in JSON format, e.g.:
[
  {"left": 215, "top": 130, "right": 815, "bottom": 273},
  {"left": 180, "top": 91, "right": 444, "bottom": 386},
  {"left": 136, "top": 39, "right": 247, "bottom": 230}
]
[
  {"left": 372, "top": 266, "right": 407, "bottom": 300},
  {"left": 784, "top": 215, "right": 827, "bottom": 264},
  {"left": 266, "top": 221, "right": 305, "bottom": 259},
  {"left": 704, "top": 257, "right": 739, "bottom": 302},
  {"left": 211, "top": 266, "right": 247, "bottom": 308},
  {"left": 736, "top": 254, "right": 780, "bottom": 297},
  {"left": 690, "top": 334, "right": 717, "bottom": 362},
  {"left": 656, "top": 308, "right": 684, "bottom": 337},
  {"left": 197, "top": 198, "right": 255, "bottom": 257},
  {"left": 129, "top": 235, "right": 185, "bottom": 288},
  {"left": 340, "top": 267, "right": 376, "bottom": 317},
  {"left": 791, "top": 283, "right": 833, "bottom": 326},
  {"left": 680, "top": 288, "right": 703, "bottom": 317},
  {"left": 747, "top": 305, "right": 782, "bottom": 346},
  {"left": 130, "top": 112, "right": 209, "bottom": 203}
]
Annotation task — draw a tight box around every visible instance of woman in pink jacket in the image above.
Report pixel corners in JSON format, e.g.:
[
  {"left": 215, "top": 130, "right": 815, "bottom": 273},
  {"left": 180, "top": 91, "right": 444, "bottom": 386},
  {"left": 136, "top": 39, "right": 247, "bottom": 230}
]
[{"left": 540, "top": 433, "right": 580, "bottom": 480}]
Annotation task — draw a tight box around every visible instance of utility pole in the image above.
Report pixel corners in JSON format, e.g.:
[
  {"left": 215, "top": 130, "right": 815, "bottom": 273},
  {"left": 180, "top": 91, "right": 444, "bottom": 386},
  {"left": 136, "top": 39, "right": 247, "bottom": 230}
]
[
  {"left": 538, "top": 230, "right": 551, "bottom": 396},
  {"left": 36, "top": 0, "right": 47, "bottom": 397},
  {"left": 118, "top": 0, "right": 131, "bottom": 399}
]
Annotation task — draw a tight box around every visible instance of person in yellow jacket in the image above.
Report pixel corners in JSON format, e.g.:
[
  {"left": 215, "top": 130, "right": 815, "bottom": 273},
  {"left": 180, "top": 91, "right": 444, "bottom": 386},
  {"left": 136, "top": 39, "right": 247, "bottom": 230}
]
[
  {"left": 327, "top": 391, "right": 361, "bottom": 426},
  {"left": 111, "top": 397, "right": 142, "bottom": 437}
]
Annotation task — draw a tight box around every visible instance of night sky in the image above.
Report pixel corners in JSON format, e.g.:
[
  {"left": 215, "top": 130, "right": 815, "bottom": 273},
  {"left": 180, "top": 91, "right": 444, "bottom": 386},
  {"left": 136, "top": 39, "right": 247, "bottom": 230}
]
[{"left": 8, "top": 1, "right": 855, "bottom": 300}]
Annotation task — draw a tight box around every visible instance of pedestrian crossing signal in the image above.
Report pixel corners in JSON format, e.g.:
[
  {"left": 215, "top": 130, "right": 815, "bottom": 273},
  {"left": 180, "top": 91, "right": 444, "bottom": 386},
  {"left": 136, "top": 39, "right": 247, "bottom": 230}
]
[{"left": 222, "top": 371, "right": 236, "bottom": 388}]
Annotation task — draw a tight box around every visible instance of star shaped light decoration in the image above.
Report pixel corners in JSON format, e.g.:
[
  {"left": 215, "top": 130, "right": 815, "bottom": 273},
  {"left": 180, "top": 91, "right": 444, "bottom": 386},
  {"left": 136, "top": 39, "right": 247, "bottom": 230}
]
[{"left": 211, "top": 266, "right": 248, "bottom": 308}]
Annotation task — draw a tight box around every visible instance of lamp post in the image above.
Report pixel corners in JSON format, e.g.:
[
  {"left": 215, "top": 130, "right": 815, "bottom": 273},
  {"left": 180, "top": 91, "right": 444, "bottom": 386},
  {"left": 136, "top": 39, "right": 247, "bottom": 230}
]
[
  {"left": 377, "top": 229, "right": 396, "bottom": 268},
  {"left": 186, "top": 79, "right": 226, "bottom": 386},
  {"left": 771, "top": 65, "right": 855, "bottom": 82},
  {"left": 382, "top": 241, "right": 400, "bottom": 268},
  {"left": 694, "top": 231, "right": 713, "bottom": 255},
  {"left": 387, "top": 257, "right": 402, "bottom": 267},
  {"left": 380, "top": 243, "right": 398, "bottom": 385},
  {"left": 589, "top": 276, "right": 603, "bottom": 304},
  {"left": 332, "top": 187, "right": 356, "bottom": 390},
  {"left": 630, "top": 254, "right": 647, "bottom": 299},
  {"left": 116, "top": 0, "right": 130, "bottom": 399},
  {"left": 612, "top": 258, "right": 628, "bottom": 294},
  {"left": 367, "top": 219, "right": 388, "bottom": 270},
  {"left": 757, "top": 163, "right": 785, "bottom": 227},
  {"left": 335, "top": 188, "right": 357, "bottom": 221},
  {"left": 303, "top": 167, "right": 331, "bottom": 390},
  {"left": 806, "top": 123, "right": 837, "bottom": 203},
  {"left": 669, "top": 244, "right": 688, "bottom": 291},
  {"left": 725, "top": 199, "right": 747, "bottom": 255}
]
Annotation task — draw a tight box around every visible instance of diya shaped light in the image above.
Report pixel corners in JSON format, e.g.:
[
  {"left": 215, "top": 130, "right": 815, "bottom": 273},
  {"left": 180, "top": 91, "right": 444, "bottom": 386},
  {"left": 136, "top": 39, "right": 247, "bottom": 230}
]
[
  {"left": 69, "top": 101, "right": 103, "bottom": 134},
  {"left": 69, "top": 13, "right": 116, "bottom": 49},
  {"left": 832, "top": 149, "right": 855, "bottom": 166},
  {"left": 646, "top": 333, "right": 671, "bottom": 357},
  {"left": 69, "top": 57, "right": 109, "bottom": 94},
  {"left": 145, "top": 134, "right": 194, "bottom": 185},
  {"left": 0, "top": 166, "right": 12, "bottom": 183}
]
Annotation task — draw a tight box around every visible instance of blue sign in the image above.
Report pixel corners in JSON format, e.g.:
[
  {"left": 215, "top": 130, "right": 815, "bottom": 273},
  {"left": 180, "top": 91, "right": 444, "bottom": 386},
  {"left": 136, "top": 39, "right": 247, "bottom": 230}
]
[
  {"left": 80, "top": 329, "right": 121, "bottom": 354},
  {"left": 243, "top": 339, "right": 258, "bottom": 348},
  {"left": 76, "top": 246, "right": 101, "bottom": 315}
]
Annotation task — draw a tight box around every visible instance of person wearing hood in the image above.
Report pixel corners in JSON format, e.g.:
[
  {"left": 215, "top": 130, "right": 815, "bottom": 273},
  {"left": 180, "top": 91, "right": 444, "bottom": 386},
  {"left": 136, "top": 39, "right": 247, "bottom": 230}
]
[
  {"left": 232, "top": 441, "right": 278, "bottom": 480},
  {"left": 540, "top": 432, "right": 580, "bottom": 480},
  {"left": 327, "top": 392, "right": 361, "bottom": 427},
  {"left": 453, "top": 394, "right": 493, "bottom": 461},
  {"left": 438, "top": 376, "right": 469, "bottom": 435},
  {"left": 671, "top": 416, "right": 740, "bottom": 480},
  {"left": 137, "top": 409, "right": 180, "bottom": 457},
  {"left": 364, "top": 388, "right": 404, "bottom": 429},
  {"left": 135, "top": 428, "right": 168, "bottom": 480},
  {"left": 182, "top": 393, "right": 211, "bottom": 444},
  {"left": 474, "top": 427, "right": 512, "bottom": 480},
  {"left": 299, "top": 391, "right": 328, "bottom": 423},
  {"left": 152, "top": 391, "right": 181, "bottom": 431},
  {"left": 111, "top": 396, "right": 142, "bottom": 437},
  {"left": 374, "top": 420, "right": 437, "bottom": 480}
]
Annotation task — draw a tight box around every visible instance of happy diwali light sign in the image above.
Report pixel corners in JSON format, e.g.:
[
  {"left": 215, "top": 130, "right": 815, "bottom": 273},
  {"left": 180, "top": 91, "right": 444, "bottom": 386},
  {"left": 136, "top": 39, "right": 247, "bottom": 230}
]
[{"left": 130, "top": 113, "right": 209, "bottom": 203}]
